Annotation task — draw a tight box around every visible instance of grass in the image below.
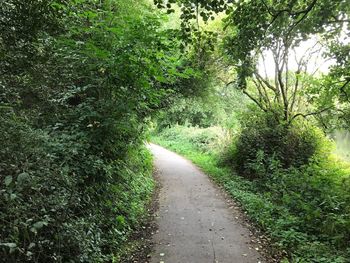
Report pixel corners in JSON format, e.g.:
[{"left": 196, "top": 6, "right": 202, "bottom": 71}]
[{"left": 151, "top": 126, "right": 350, "bottom": 263}]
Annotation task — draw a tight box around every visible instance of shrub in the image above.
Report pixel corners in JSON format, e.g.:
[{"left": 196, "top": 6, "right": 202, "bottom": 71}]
[
  {"left": 156, "top": 97, "right": 219, "bottom": 130},
  {"left": 154, "top": 125, "right": 228, "bottom": 153},
  {"left": 0, "top": 111, "right": 154, "bottom": 262},
  {"left": 265, "top": 164, "right": 350, "bottom": 251},
  {"left": 232, "top": 108, "right": 333, "bottom": 179},
  {"left": 152, "top": 123, "right": 350, "bottom": 262}
]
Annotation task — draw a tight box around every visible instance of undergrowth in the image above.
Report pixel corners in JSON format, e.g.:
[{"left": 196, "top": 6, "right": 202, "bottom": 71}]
[{"left": 152, "top": 125, "right": 350, "bottom": 263}]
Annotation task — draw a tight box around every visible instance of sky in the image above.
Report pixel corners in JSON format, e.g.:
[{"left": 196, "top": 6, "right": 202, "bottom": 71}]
[
  {"left": 258, "top": 24, "right": 350, "bottom": 78},
  {"left": 258, "top": 37, "right": 334, "bottom": 78}
]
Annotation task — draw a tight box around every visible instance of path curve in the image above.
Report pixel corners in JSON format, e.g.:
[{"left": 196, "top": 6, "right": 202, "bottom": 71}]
[{"left": 149, "top": 143, "right": 264, "bottom": 263}]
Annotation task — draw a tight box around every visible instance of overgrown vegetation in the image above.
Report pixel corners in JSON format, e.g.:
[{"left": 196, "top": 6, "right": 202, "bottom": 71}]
[
  {"left": 231, "top": 107, "right": 332, "bottom": 178},
  {"left": 153, "top": 124, "right": 350, "bottom": 262},
  {"left": 0, "top": 0, "right": 203, "bottom": 261},
  {"left": 151, "top": 1, "right": 350, "bottom": 261},
  {"left": 2, "top": 0, "right": 350, "bottom": 262}
]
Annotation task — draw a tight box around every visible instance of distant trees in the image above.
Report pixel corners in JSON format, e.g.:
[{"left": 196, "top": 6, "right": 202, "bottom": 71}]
[
  {"left": 156, "top": 0, "right": 350, "bottom": 125},
  {"left": 222, "top": 0, "right": 349, "bottom": 124},
  {"left": 152, "top": 3, "right": 350, "bottom": 261}
]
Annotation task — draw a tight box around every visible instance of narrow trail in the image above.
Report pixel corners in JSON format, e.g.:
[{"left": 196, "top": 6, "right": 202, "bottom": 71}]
[{"left": 148, "top": 144, "right": 265, "bottom": 263}]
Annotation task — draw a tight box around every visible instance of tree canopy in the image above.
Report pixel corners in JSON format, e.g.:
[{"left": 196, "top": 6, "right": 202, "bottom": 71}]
[{"left": 156, "top": 0, "right": 350, "bottom": 125}]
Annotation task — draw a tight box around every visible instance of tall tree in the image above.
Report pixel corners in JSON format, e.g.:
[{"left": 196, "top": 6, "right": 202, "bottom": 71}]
[{"left": 157, "top": 0, "right": 350, "bottom": 123}]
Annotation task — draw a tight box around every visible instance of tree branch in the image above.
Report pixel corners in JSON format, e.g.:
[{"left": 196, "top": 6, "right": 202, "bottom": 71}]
[
  {"left": 243, "top": 90, "right": 267, "bottom": 112},
  {"left": 285, "top": 0, "right": 318, "bottom": 39},
  {"left": 289, "top": 106, "right": 333, "bottom": 124},
  {"left": 340, "top": 79, "right": 350, "bottom": 102},
  {"left": 254, "top": 71, "right": 276, "bottom": 91}
]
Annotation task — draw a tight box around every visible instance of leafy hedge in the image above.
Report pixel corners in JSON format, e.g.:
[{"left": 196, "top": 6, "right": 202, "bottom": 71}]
[
  {"left": 1, "top": 112, "right": 154, "bottom": 261},
  {"left": 231, "top": 108, "right": 333, "bottom": 179},
  {"left": 0, "top": 0, "right": 195, "bottom": 261}
]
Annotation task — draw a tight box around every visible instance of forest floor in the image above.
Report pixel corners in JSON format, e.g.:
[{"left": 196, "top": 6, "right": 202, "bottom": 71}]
[{"left": 148, "top": 143, "right": 266, "bottom": 263}]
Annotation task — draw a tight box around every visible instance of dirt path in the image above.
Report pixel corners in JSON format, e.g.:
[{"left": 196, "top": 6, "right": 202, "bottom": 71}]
[{"left": 148, "top": 144, "right": 265, "bottom": 263}]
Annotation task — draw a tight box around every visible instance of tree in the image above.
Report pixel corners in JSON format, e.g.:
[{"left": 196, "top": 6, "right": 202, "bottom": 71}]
[
  {"left": 308, "top": 40, "right": 350, "bottom": 130},
  {"left": 224, "top": 0, "right": 349, "bottom": 123},
  {"left": 0, "top": 0, "right": 199, "bottom": 261},
  {"left": 157, "top": 0, "right": 350, "bottom": 123}
]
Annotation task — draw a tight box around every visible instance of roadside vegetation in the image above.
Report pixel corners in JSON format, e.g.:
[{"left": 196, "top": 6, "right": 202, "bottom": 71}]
[
  {"left": 152, "top": 1, "right": 350, "bottom": 262},
  {"left": 152, "top": 121, "right": 350, "bottom": 262},
  {"left": 0, "top": 0, "right": 203, "bottom": 261},
  {"left": 1, "top": 0, "right": 350, "bottom": 262}
]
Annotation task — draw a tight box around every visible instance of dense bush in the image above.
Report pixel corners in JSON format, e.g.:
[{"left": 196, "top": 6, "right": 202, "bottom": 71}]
[
  {"left": 232, "top": 108, "right": 332, "bottom": 179},
  {"left": 156, "top": 97, "right": 220, "bottom": 129},
  {"left": 1, "top": 111, "right": 154, "bottom": 262},
  {"left": 267, "top": 163, "right": 350, "bottom": 248},
  {"left": 154, "top": 125, "right": 227, "bottom": 153},
  {"left": 0, "top": 0, "right": 194, "bottom": 261},
  {"left": 155, "top": 86, "right": 249, "bottom": 131},
  {"left": 228, "top": 109, "right": 350, "bottom": 260},
  {"left": 153, "top": 124, "right": 350, "bottom": 262}
]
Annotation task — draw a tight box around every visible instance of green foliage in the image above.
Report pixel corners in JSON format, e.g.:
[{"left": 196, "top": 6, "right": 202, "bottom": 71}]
[
  {"left": 156, "top": 96, "right": 221, "bottom": 129},
  {"left": 153, "top": 125, "right": 350, "bottom": 262},
  {"left": 153, "top": 125, "right": 227, "bottom": 154},
  {"left": 151, "top": 2, "right": 350, "bottom": 262},
  {"left": 155, "top": 81, "right": 249, "bottom": 131},
  {"left": 231, "top": 107, "right": 332, "bottom": 179},
  {"left": 222, "top": 0, "right": 349, "bottom": 91},
  {"left": 2, "top": 0, "right": 350, "bottom": 262},
  {"left": 158, "top": 0, "right": 350, "bottom": 126},
  {"left": 0, "top": 0, "right": 197, "bottom": 262},
  {"left": 0, "top": 111, "right": 155, "bottom": 262}
]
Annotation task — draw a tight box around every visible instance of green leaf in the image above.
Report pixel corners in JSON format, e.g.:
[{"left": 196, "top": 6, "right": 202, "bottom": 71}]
[
  {"left": 30, "top": 221, "right": 48, "bottom": 233},
  {"left": 4, "top": 176, "right": 12, "bottom": 186},
  {"left": 17, "top": 172, "right": 30, "bottom": 184},
  {"left": 0, "top": 243, "right": 17, "bottom": 253},
  {"left": 155, "top": 75, "right": 168, "bottom": 83},
  {"left": 116, "top": 215, "right": 125, "bottom": 226}
]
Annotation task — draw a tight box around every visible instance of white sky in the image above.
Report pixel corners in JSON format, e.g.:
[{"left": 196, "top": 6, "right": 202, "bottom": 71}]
[
  {"left": 258, "top": 25, "right": 350, "bottom": 78},
  {"left": 258, "top": 37, "right": 334, "bottom": 78}
]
